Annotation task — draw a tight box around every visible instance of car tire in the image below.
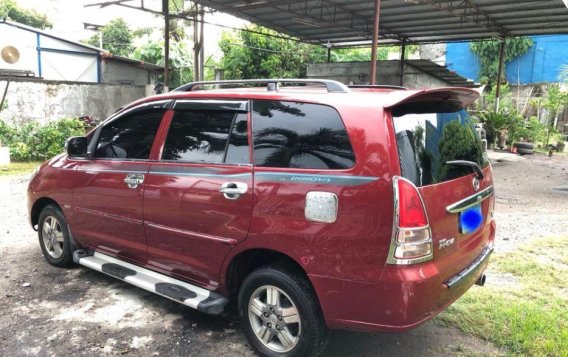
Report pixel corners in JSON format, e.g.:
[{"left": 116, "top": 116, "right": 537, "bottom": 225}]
[
  {"left": 517, "top": 147, "right": 534, "bottom": 155},
  {"left": 514, "top": 142, "right": 535, "bottom": 150},
  {"left": 38, "top": 205, "right": 74, "bottom": 267},
  {"left": 238, "top": 263, "right": 328, "bottom": 357}
]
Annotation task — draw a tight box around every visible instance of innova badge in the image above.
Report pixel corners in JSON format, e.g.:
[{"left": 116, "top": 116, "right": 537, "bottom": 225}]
[{"left": 472, "top": 177, "right": 480, "bottom": 191}]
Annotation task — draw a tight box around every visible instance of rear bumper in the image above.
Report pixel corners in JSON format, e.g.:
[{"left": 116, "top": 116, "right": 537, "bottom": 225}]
[{"left": 309, "top": 243, "right": 493, "bottom": 333}]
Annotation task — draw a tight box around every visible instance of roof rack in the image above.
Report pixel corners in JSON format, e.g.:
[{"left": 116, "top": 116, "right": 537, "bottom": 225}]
[
  {"left": 173, "top": 79, "right": 351, "bottom": 93},
  {"left": 348, "top": 85, "right": 407, "bottom": 90}
]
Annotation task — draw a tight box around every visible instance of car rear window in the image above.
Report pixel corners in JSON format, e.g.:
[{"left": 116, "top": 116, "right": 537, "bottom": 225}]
[
  {"left": 252, "top": 100, "right": 355, "bottom": 169},
  {"left": 392, "top": 102, "right": 488, "bottom": 187}
]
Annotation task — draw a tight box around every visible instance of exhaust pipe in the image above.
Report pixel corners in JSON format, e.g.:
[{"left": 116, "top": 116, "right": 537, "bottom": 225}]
[{"left": 475, "top": 274, "right": 486, "bottom": 286}]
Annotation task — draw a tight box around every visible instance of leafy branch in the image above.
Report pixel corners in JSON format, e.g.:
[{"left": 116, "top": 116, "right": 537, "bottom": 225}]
[{"left": 470, "top": 38, "right": 533, "bottom": 86}]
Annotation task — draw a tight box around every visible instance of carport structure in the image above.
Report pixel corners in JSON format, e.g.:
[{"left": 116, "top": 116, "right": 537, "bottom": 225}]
[{"left": 193, "top": 0, "right": 568, "bottom": 103}]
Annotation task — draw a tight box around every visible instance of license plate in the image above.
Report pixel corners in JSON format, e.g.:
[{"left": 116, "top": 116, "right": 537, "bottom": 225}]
[{"left": 460, "top": 204, "right": 483, "bottom": 234}]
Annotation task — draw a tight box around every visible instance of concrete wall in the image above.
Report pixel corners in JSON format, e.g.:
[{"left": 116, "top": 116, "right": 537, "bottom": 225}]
[
  {"left": 101, "top": 60, "right": 155, "bottom": 86},
  {"left": 446, "top": 35, "right": 568, "bottom": 84},
  {"left": 306, "top": 60, "right": 449, "bottom": 88},
  {"left": 0, "top": 78, "right": 145, "bottom": 125}
]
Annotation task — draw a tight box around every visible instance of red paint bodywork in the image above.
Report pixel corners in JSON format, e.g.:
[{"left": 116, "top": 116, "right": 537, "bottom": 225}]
[{"left": 27, "top": 86, "right": 495, "bottom": 333}]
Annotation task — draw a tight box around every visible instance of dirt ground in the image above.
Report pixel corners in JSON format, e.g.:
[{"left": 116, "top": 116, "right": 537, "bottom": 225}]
[{"left": 1, "top": 153, "right": 567, "bottom": 357}]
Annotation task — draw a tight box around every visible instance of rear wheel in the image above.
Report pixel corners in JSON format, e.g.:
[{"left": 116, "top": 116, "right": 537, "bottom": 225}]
[
  {"left": 38, "top": 205, "right": 74, "bottom": 267},
  {"left": 238, "top": 264, "right": 328, "bottom": 357}
]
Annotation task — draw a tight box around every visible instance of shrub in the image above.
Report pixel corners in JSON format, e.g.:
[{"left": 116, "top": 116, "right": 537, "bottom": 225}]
[{"left": 0, "top": 118, "right": 88, "bottom": 161}]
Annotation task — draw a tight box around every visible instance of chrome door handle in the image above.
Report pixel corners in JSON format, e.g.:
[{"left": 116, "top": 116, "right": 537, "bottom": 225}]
[
  {"left": 219, "top": 182, "right": 248, "bottom": 200},
  {"left": 124, "top": 173, "right": 144, "bottom": 189}
]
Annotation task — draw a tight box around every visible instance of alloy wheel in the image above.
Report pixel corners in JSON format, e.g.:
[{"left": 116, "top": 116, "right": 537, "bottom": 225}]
[{"left": 248, "top": 284, "right": 302, "bottom": 353}]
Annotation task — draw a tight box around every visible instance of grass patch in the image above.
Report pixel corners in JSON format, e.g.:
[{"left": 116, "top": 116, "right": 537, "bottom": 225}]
[
  {"left": 0, "top": 162, "right": 41, "bottom": 176},
  {"left": 436, "top": 235, "right": 568, "bottom": 356}
]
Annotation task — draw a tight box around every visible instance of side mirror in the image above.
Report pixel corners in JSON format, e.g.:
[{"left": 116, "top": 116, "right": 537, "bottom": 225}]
[{"left": 66, "top": 136, "right": 88, "bottom": 157}]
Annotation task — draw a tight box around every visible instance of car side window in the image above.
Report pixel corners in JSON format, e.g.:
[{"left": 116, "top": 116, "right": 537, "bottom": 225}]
[
  {"left": 161, "top": 110, "right": 250, "bottom": 164},
  {"left": 252, "top": 100, "right": 355, "bottom": 169},
  {"left": 94, "top": 108, "right": 164, "bottom": 160}
]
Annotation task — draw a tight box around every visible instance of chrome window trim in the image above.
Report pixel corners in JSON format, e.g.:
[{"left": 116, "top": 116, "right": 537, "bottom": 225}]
[
  {"left": 173, "top": 99, "right": 249, "bottom": 112},
  {"left": 446, "top": 186, "right": 494, "bottom": 214},
  {"left": 386, "top": 176, "right": 434, "bottom": 265}
]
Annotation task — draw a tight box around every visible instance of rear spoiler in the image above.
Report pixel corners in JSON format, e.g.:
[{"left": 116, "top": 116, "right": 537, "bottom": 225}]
[{"left": 383, "top": 87, "right": 480, "bottom": 109}]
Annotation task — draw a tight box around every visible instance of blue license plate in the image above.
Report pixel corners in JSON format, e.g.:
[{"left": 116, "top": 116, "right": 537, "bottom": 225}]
[{"left": 460, "top": 204, "right": 483, "bottom": 234}]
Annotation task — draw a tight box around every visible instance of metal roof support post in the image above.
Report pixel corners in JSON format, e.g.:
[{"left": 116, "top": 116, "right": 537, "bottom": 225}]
[
  {"left": 163, "top": 0, "right": 170, "bottom": 89},
  {"left": 369, "top": 0, "right": 381, "bottom": 85},
  {"left": 495, "top": 39, "right": 506, "bottom": 112},
  {"left": 399, "top": 41, "right": 406, "bottom": 87},
  {"left": 199, "top": 7, "right": 205, "bottom": 81}
]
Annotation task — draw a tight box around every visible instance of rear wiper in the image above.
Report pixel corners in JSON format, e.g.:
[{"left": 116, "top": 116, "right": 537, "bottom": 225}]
[{"left": 446, "top": 160, "right": 485, "bottom": 180}]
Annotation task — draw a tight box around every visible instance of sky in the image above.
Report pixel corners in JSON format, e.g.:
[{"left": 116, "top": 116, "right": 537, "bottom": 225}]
[{"left": 14, "top": 0, "right": 247, "bottom": 60}]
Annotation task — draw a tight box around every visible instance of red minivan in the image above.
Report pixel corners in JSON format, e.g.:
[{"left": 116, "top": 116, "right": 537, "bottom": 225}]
[{"left": 28, "top": 79, "right": 495, "bottom": 357}]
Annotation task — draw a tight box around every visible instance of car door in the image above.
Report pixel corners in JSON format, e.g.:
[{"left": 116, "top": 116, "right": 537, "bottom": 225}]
[
  {"left": 143, "top": 99, "right": 253, "bottom": 288},
  {"left": 70, "top": 100, "right": 170, "bottom": 264}
]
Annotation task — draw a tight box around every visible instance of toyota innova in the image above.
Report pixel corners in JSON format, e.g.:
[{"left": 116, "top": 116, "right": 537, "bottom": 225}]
[{"left": 28, "top": 79, "right": 495, "bottom": 357}]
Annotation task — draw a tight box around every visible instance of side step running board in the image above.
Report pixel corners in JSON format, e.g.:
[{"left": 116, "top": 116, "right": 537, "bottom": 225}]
[{"left": 73, "top": 250, "right": 229, "bottom": 314}]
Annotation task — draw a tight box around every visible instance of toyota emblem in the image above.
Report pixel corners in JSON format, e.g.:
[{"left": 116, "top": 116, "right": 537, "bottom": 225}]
[{"left": 472, "top": 177, "right": 480, "bottom": 191}]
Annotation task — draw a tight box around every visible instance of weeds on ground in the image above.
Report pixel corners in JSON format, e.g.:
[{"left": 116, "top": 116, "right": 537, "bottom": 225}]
[
  {"left": 436, "top": 235, "right": 568, "bottom": 356},
  {"left": 0, "top": 162, "right": 41, "bottom": 176}
]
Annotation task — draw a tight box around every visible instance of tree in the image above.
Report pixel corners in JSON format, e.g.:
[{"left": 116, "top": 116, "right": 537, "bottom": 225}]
[
  {"left": 219, "top": 25, "right": 406, "bottom": 80},
  {"left": 470, "top": 38, "right": 533, "bottom": 86},
  {"left": 219, "top": 26, "right": 326, "bottom": 79},
  {"left": 530, "top": 84, "right": 568, "bottom": 146},
  {"left": 86, "top": 18, "right": 133, "bottom": 56},
  {"left": 131, "top": 40, "right": 194, "bottom": 88},
  {"left": 0, "top": 0, "right": 51, "bottom": 29}
]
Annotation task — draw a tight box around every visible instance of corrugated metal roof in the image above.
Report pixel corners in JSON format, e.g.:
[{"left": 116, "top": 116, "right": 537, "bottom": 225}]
[
  {"left": 195, "top": 0, "right": 568, "bottom": 45},
  {"left": 402, "top": 59, "right": 478, "bottom": 87}
]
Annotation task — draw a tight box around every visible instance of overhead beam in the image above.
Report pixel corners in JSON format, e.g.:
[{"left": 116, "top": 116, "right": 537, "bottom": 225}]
[{"left": 415, "top": 0, "right": 508, "bottom": 38}]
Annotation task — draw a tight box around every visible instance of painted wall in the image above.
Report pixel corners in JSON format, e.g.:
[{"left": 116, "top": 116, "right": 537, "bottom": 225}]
[
  {"left": 446, "top": 35, "right": 568, "bottom": 84},
  {"left": 101, "top": 60, "right": 156, "bottom": 86},
  {"left": 307, "top": 61, "right": 449, "bottom": 89},
  {"left": 0, "top": 22, "right": 99, "bottom": 83},
  {"left": 0, "top": 79, "right": 146, "bottom": 125}
]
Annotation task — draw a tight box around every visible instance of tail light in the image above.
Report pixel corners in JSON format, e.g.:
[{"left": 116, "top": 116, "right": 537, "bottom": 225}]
[{"left": 387, "top": 176, "right": 433, "bottom": 265}]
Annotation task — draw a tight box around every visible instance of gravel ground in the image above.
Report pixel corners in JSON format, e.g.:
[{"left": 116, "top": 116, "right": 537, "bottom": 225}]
[{"left": 0, "top": 153, "right": 566, "bottom": 357}]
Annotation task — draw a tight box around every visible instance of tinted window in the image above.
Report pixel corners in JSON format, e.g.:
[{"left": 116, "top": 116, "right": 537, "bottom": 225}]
[
  {"left": 252, "top": 100, "right": 355, "bottom": 169},
  {"left": 95, "top": 109, "right": 164, "bottom": 159},
  {"left": 393, "top": 104, "right": 489, "bottom": 187},
  {"left": 162, "top": 110, "right": 249, "bottom": 164}
]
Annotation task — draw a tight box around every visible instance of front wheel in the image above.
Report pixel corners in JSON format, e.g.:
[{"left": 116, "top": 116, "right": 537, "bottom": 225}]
[
  {"left": 38, "top": 205, "right": 74, "bottom": 267},
  {"left": 238, "top": 264, "right": 328, "bottom": 357}
]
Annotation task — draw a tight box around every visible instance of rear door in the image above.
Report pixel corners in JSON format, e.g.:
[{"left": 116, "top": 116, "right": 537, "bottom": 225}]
[
  {"left": 143, "top": 100, "right": 253, "bottom": 287},
  {"left": 390, "top": 97, "right": 494, "bottom": 279}
]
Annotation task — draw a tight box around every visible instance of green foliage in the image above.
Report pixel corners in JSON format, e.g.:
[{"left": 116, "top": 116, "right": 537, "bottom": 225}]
[
  {"left": 470, "top": 38, "right": 533, "bottom": 85},
  {"left": 219, "top": 26, "right": 411, "bottom": 79},
  {"left": 219, "top": 26, "right": 323, "bottom": 79},
  {"left": 0, "top": 0, "right": 51, "bottom": 29},
  {"left": 560, "top": 64, "right": 568, "bottom": 83},
  {"left": 437, "top": 235, "right": 568, "bottom": 356},
  {"left": 131, "top": 40, "right": 193, "bottom": 88},
  {"left": 530, "top": 84, "right": 568, "bottom": 145},
  {"left": 330, "top": 47, "right": 390, "bottom": 62},
  {"left": 86, "top": 18, "right": 133, "bottom": 56},
  {"left": 0, "top": 118, "right": 86, "bottom": 161},
  {"left": 477, "top": 111, "right": 507, "bottom": 145}
]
